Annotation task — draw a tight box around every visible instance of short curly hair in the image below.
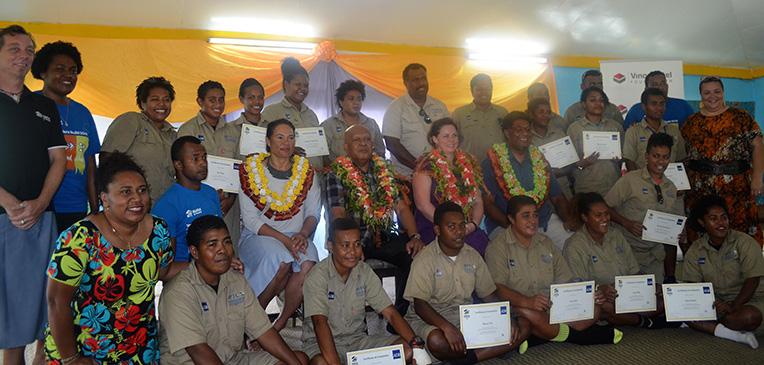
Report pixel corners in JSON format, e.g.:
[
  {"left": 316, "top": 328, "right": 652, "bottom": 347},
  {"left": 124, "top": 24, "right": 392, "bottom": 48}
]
[
  {"left": 31, "top": 41, "right": 83, "bottom": 80},
  {"left": 335, "top": 79, "right": 366, "bottom": 109},
  {"left": 135, "top": 76, "right": 175, "bottom": 109}
]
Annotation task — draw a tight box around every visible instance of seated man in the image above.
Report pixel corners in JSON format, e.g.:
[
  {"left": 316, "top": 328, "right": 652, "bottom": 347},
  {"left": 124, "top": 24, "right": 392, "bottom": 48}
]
[
  {"left": 326, "top": 124, "right": 424, "bottom": 315},
  {"left": 159, "top": 215, "right": 308, "bottom": 365},
  {"left": 404, "top": 201, "right": 527, "bottom": 364},
  {"left": 623, "top": 88, "right": 686, "bottom": 171},
  {"left": 302, "top": 218, "right": 421, "bottom": 364},
  {"left": 153, "top": 136, "right": 222, "bottom": 263}
]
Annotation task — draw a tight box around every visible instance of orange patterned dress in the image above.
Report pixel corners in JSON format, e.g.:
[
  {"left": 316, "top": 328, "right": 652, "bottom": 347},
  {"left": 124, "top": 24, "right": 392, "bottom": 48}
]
[{"left": 681, "top": 108, "right": 763, "bottom": 245}]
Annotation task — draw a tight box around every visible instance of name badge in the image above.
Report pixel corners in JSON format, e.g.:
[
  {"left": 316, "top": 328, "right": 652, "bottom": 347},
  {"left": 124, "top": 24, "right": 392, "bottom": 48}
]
[
  {"left": 356, "top": 286, "right": 366, "bottom": 297},
  {"left": 328, "top": 291, "right": 336, "bottom": 300},
  {"left": 541, "top": 254, "right": 553, "bottom": 264},
  {"left": 464, "top": 264, "right": 476, "bottom": 273},
  {"left": 228, "top": 291, "right": 245, "bottom": 305}
]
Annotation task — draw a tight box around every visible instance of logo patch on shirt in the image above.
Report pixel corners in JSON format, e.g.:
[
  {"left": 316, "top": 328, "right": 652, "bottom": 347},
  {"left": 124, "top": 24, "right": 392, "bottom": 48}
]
[
  {"left": 541, "top": 254, "right": 553, "bottom": 264},
  {"left": 201, "top": 302, "right": 209, "bottom": 311},
  {"left": 641, "top": 187, "right": 649, "bottom": 194},
  {"left": 35, "top": 111, "right": 52, "bottom": 122},
  {"left": 464, "top": 264, "right": 476, "bottom": 273},
  {"left": 639, "top": 136, "right": 646, "bottom": 142},
  {"left": 225, "top": 135, "right": 237, "bottom": 143},
  {"left": 228, "top": 291, "right": 245, "bottom": 305},
  {"left": 508, "top": 259, "right": 516, "bottom": 267},
  {"left": 435, "top": 269, "right": 444, "bottom": 278},
  {"left": 697, "top": 257, "right": 706, "bottom": 265},
  {"left": 591, "top": 255, "right": 599, "bottom": 263},
  {"left": 197, "top": 134, "right": 205, "bottom": 142},
  {"left": 143, "top": 128, "right": 150, "bottom": 135},
  {"left": 328, "top": 291, "right": 335, "bottom": 300},
  {"left": 616, "top": 245, "right": 625, "bottom": 254},
  {"left": 724, "top": 249, "right": 739, "bottom": 261},
  {"left": 356, "top": 286, "right": 366, "bottom": 297}
]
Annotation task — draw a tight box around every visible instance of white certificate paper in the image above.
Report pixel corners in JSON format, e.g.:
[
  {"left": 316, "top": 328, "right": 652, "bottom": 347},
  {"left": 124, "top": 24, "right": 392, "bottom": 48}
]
[
  {"left": 549, "top": 281, "right": 595, "bottom": 324},
  {"left": 662, "top": 283, "right": 717, "bottom": 322},
  {"left": 295, "top": 127, "right": 330, "bottom": 157},
  {"left": 202, "top": 155, "right": 242, "bottom": 194},
  {"left": 346, "top": 344, "right": 405, "bottom": 365},
  {"left": 664, "top": 163, "right": 691, "bottom": 190},
  {"left": 642, "top": 209, "right": 686, "bottom": 246},
  {"left": 459, "top": 302, "right": 511, "bottom": 349},
  {"left": 538, "top": 136, "right": 580, "bottom": 168},
  {"left": 615, "top": 274, "right": 657, "bottom": 314},
  {"left": 239, "top": 124, "right": 268, "bottom": 156},
  {"left": 583, "top": 131, "right": 621, "bottom": 159}
]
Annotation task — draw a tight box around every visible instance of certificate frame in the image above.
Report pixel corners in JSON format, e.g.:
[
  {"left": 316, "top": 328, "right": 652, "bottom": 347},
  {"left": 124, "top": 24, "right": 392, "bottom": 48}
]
[
  {"left": 641, "top": 209, "right": 687, "bottom": 246},
  {"left": 239, "top": 124, "right": 268, "bottom": 156},
  {"left": 459, "top": 301, "right": 511, "bottom": 349},
  {"left": 345, "top": 344, "right": 405, "bottom": 365},
  {"left": 538, "top": 136, "right": 580, "bottom": 168},
  {"left": 664, "top": 162, "right": 691, "bottom": 190},
  {"left": 662, "top": 283, "right": 717, "bottom": 322},
  {"left": 549, "top": 281, "right": 596, "bottom": 324},
  {"left": 582, "top": 131, "right": 622, "bottom": 159},
  {"left": 295, "top": 127, "right": 330, "bottom": 157},
  {"left": 614, "top": 274, "right": 657, "bottom": 314}
]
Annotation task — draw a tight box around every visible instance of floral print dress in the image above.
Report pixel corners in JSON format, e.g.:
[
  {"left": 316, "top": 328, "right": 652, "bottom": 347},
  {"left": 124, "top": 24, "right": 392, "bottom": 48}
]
[{"left": 44, "top": 218, "right": 173, "bottom": 364}]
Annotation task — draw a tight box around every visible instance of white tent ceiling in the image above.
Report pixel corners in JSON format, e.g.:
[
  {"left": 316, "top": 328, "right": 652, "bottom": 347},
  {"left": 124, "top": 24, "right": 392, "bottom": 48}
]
[{"left": 2, "top": 0, "right": 764, "bottom": 68}]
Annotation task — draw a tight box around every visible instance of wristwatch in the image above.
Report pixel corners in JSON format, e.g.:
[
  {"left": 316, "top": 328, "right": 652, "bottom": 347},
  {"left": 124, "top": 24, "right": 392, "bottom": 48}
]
[{"left": 409, "top": 233, "right": 422, "bottom": 241}]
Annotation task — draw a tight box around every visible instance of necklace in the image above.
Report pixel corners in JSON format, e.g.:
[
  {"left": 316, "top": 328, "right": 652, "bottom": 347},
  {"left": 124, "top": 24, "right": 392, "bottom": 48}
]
[
  {"left": 103, "top": 213, "right": 140, "bottom": 249},
  {"left": 0, "top": 88, "right": 21, "bottom": 102}
]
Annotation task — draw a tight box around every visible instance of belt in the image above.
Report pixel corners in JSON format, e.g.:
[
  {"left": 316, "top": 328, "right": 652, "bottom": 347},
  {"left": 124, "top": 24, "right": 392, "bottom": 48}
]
[{"left": 686, "top": 159, "right": 750, "bottom": 175}]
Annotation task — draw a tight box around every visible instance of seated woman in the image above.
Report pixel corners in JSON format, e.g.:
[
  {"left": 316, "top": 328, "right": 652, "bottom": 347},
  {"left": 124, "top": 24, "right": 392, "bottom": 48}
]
[
  {"left": 564, "top": 192, "right": 674, "bottom": 329},
  {"left": 683, "top": 195, "right": 763, "bottom": 348},
  {"left": 486, "top": 195, "right": 622, "bottom": 347},
  {"left": 412, "top": 118, "right": 489, "bottom": 255},
  {"left": 239, "top": 119, "right": 320, "bottom": 332}
]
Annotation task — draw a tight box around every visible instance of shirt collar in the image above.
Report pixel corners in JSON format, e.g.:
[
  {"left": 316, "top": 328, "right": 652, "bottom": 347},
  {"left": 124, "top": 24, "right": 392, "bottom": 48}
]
[
  {"left": 638, "top": 118, "right": 668, "bottom": 132},
  {"left": 188, "top": 260, "right": 231, "bottom": 291},
  {"left": 139, "top": 111, "right": 174, "bottom": 132},
  {"left": 233, "top": 113, "right": 261, "bottom": 127},
  {"left": 327, "top": 255, "right": 360, "bottom": 283},
  {"left": 404, "top": 93, "right": 436, "bottom": 110},
  {"left": 280, "top": 97, "right": 307, "bottom": 113},
  {"left": 195, "top": 112, "right": 228, "bottom": 128}
]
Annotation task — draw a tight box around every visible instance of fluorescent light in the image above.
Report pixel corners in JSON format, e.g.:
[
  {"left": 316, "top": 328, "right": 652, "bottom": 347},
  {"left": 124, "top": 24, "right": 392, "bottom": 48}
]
[
  {"left": 465, "top": 37, "right": 548, "bottom": 66},
  {"left": 468, "top": 53, "right": 547, "bottom": 64},
  {"left": 209, "top": 17, "right": 318, "bottom": 38}
]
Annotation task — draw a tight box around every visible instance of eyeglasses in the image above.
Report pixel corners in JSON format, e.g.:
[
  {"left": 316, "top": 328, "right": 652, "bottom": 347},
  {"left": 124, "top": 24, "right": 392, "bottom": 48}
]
[
  {"left": 419, "top": 108, "right": 432, "bottom": 124},
  {"left": 654, "top": 184, "right": 664, "bottom": 204}
]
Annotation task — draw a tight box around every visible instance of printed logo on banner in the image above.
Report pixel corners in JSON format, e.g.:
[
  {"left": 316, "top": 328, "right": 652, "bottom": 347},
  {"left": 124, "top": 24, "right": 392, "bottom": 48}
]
[
  {"left": 617, "top": 104, "right": 628, "bottom": 114},
  {"left": 613, "top": 73, "right": 626, "bottom": 83}
]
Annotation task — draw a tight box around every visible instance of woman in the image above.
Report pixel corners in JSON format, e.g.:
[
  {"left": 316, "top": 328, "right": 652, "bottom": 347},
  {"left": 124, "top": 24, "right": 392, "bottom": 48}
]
[
  {"left": 485, "top": 195, "right": 621, "bottom": 346},
  {"left": 45, "top": 152, "right": 183, "bottom": 364},
  {"left": 233, "top": 78, "right": 266, "bottom": 128},
  {"left": 683, "top": 195, "right": 763, "bottom": 348},
  {"left": 566, "top": 87, "right": 624, "bottom": 197},
  {"left": 682, "top": 77, "right": 764, "bottom": 244},
  {"left": 412, "top": 118, "right": 488, "bottom": 254},
  {"left": 320, "top": 79, "right": 385, "bottom": 163},
  {"left": 32, "top": 41, "right": 100, "bottom": 233},
  {"left": 238, "top": 119, "right": 320, "bottom": 331},
  {"left": 564, "top": 192, "right": 673, "bottom": 329},
  {"left": 101, "top": 77, "right": 177, "bottom": 202},
  {"left": 528, "top": 97, "right": 573, "bottom": 199}
]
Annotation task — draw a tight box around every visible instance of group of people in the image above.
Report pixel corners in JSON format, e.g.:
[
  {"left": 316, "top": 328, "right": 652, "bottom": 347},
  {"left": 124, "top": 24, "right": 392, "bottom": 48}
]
[{"left": 2, "top": 23, "right": 763, "bottom": 365}]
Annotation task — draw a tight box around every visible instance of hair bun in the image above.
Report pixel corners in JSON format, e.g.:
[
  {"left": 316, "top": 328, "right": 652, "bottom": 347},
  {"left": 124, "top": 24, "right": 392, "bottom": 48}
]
[{"left": 281, "top": 57, "right": 301, "bottom": 75}]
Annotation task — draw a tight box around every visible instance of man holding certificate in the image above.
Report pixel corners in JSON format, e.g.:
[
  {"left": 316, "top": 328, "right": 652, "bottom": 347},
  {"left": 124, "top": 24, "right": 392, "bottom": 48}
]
[
  {"left": 404, "top": 202, "right": 526, "bottom": 364},
  {"left": 681, "top": 196, "right": 764, "bottom": 348},
  {"left": 486, "top": 196, "right": 622, "bottom": 348},
  {"left": 605, "top": 133, "right": 684, "bottom": 283}
]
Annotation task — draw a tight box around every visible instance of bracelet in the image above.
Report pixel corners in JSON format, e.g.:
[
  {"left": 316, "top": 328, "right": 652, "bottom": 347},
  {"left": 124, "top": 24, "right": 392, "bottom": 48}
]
[
  {"left": 409, "top": 233, "right": 421, "bottom": 240},
  {"left": 62, "top": 353, "right": 81, "bottom": 365}
]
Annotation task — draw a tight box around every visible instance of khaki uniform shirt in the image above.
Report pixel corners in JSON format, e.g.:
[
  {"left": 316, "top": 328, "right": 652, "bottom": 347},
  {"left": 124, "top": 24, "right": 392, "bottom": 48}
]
[
  {"left": 623, "top": 119, "right": 687, "bottom": 169},
  {"left": 604, "top": 168, "right": 683, "bottom": 251},
  {"left": 563, "top": 227, "right": 640, "bottom": 285},
  {"left": 159, "top": 263, "right": 271, "bottom": 365},
  {"left": 563, "top": 102, "right": 624, "bottom": 127},
  {"left": 382, "top": 94, "right": 449, "bottom": 176},
  {"left": 302, "top": 257, "right": 392, "bottom": 343},
  {"left": 101, "top": 111, "right": 176, "bottom": 201},
  {"left": 452, "top": 102, "right": 508, "bottom": 163},
  {"left": 531, "top": 125, "right": 573, "bottom": 198},
  {"left": 320, "top": 112, "right": 386, "bottom": 161},
  {"left": 549, "top": 112, "right": 570, "bottom": 134},
  {"left": 178, "top": 112, "right": 240, "bottom": 159},
  {"left": 683, "top": 230, "right": 764, "bottom": 302},
  {"left": 261, "top": 98, "right": 324, "bottom": 169},
  {"left": 567, "top": 117, "right": 624, "bottom": 196},
  {"left": 485, "top": 229, "right": 573, "bottom": 297}
]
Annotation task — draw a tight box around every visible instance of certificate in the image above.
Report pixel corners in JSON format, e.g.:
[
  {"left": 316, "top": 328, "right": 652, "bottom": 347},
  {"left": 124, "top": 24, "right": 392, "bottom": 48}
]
[
  {"left": 202, "top": 155, "right": 242, "bottom": 194},
  {"left": 295, "top": 127, "right": 330, "bottom": 157},
  {"left": 459, "top": 302, "right": 511, "bottom": 349},
  {"left": 615, "top": 274, "right": 657, "bottom": 314},
  {"left": 346, "top": 344, "right": 405, "bottom": 365},
  {"left": 662, "top": 283, "right": 717, "bottom": 322},
  {"left": 538, "top": 136, "right": 580, "bottom": 168},
  {"left": 664, "top": 163, "right": 691, "bottom": 190},
  {"left": 583, "top": 131, "right": 621, "bottom": 159},
  {"left": 549, "top": 281, "right": 595, "bottom": 324},
  {"left": 642, "top": 209, "right": 686, "bottom": 246},
  {"left": 239, "top": 124, "right": 268, "bottom": 156}
]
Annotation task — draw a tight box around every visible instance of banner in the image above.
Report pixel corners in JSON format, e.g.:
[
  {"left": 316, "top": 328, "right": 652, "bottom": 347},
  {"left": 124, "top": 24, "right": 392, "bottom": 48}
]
[{"left": 600, "top": 60, "right": 684, "bottom": 117}]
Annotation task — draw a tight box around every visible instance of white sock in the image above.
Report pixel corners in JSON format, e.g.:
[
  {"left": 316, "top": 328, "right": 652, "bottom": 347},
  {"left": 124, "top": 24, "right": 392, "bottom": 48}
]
[{"left": 714, "top": 323, "right": 759, "bottom": 349}]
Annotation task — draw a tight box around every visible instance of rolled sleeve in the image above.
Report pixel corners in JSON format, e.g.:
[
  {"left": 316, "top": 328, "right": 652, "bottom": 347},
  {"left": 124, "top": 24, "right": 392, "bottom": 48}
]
[
  {"left": 404, "top": 257, "right": 433, "bottom": 302},
  {"left": 485, "top": 241, "right": 509, "bottom": 286}
]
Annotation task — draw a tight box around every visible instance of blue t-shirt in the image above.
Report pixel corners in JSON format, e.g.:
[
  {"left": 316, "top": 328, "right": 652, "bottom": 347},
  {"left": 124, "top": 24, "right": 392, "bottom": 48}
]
[
  {"left": 482, "top": 149, "right": 561, "bottom": 235},
  {"left": 151, "top": 183, "right": 222, "bottom": 262},
  {"left": 45, "top": 97, "right": 101, "bottom": 213},
  {"left": 623, "top": 97, "right": 694, "bottom": 130}
]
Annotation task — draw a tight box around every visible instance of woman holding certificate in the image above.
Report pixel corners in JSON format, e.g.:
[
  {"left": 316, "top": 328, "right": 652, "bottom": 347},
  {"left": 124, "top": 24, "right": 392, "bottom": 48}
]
[
  {"left": 485, "top": 195, "right": 623, "bottom": 346},
  {"left": 682, "top": 195, "right": 763, "bottom": 348},
  {"left": 412, "top": 118, "right": 489, "bottom": 254},
  {"left": 238, "top": 119, "right": 321, "bottom": 332}
]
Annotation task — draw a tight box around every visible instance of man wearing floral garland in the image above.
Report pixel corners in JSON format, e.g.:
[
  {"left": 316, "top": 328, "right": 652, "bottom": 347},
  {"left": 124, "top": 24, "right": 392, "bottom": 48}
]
[
  {"left": 482, "top": 111, "right": 578, "bottom": 250},
  {"left": 326, "top": 124, "right": 425, "bottom": 315}
]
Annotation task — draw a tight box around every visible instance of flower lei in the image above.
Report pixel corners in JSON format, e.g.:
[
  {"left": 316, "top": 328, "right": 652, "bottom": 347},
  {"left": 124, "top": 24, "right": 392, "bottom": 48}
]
[
  {"left": 428, "top": 149, "right": 482, "bottom": 214},
  {"left": 487, "top": 143, "right": 550, "bottom": 204},
  {"left": 332, "top": 154, "right": 398, "bottom": 232},
  {"left": 240, "top": 153, "right": 314, "bottom": 220}
]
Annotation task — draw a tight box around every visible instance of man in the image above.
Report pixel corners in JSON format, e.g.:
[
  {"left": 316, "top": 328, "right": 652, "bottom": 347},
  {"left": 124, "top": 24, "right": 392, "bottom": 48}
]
[
  {"left": 452, "top": 73, "right": 508, "bottom": 163},
  {"left": 623, "top": 70, "right": 694, "bottom": 130},
  {"left": 404, "top": 202, "right": 526, "bottom": 364},
  {"left": 0, "top": 25, "right": 66, "bottom": 364},
  {"left": 482, "top": 111, "right": 577, "bottom": 250},
  {"left": 383, "top": 63, "right": 449, "bottom": 176},
  {"left": 153, "top": 136, "right": 222, "bottom": 263},
  {"left": 563, "top": 70, "right": 624, "bottom": 126},
  {"left": 159, "top": 215, "right": 308, "bottom": 364},
  {"left": 528, "top": 97, "right": 574, "bottom": 199},
  {"left": 178, "top": 80, "right": 240, "bottom": 248},
  {"left": 623, "top": 88, "right": 686, "bottom": 171},
  {"left": 527, "top": 82, "right": 568, "bottom": 132},
  {"left": 302, "top": 218, "right": 421, "bottom": 364},
  {"left": 605, "top": 133, "right": 684, "bottom": 283},
  {"left": 326, "top": 124, "right": 424, "bottom": 315}
]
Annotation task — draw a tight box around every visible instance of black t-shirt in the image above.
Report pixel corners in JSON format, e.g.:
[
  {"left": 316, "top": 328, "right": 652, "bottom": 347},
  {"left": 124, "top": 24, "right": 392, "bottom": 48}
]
[{"left": 0, "top": 86, "right": 65, "bottom": 215}]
